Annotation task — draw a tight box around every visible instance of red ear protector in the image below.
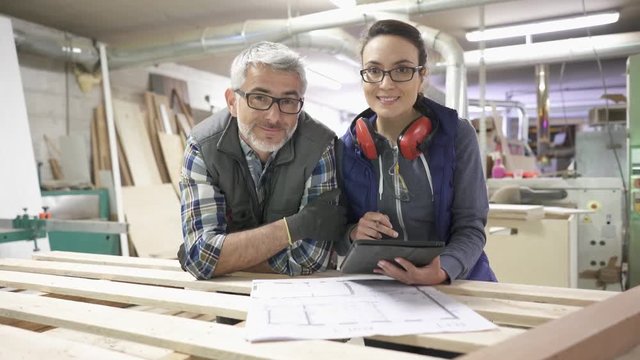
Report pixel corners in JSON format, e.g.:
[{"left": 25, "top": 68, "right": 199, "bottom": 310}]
[{"left": 355, "top": 116, "right": 433, "bottom": 160}]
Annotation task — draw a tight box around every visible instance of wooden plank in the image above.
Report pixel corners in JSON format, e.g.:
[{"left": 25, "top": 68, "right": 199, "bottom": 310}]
[
  {"left": 370, "top": 326, "right": 525, "bottom": 354},
  {"left": 0, "top": 260, "right": 580, "bottom": 328},
  {"left": 9, "top": 255, "right": 616, "bottom": 307},
  {"left": 45, "top": 327, "right": 175, "bottom": 360},
  {"left": 59, "top": 134, "right": 92, "bottom": 185},
  {"left": 113, "top": 99, "right": 162, "bottom": 186},
  {"left": 158, "top": 132, "right": 184, "bottom": 196},
  {"left": 0, "top": 291, "right": 430, "bottom": 360},
  {"left": 437, "top": 280, "right": 614, "bottom": 307},
  {"left": 460, "top": 284, "right": 640, "bottom": 360},
  {"left": 33, "top": 251, "right": 181, "bottom": 271},
  {"left": 91, "top": 115, "right": 100, "bottom": 186},
  {"left": 95, "top": 104, "right": 112, "bottom": 170},
  {"left": 453, "top": 294, "right": 580, "bottom": 327},
  {"left": 0, "top": 257, "right": 251, "bottom": 293},
  {"left": 176, "top": 113, "right": 192, "bottom": 141},
  {"left": 0, "top": 269, "right": 536, "bottom": 353},
  {"left": 144, "top": 92, "right": 171, "bottom": 183},
  {"left": 117, "top": 132, "right": 134, "bottom": 186},
  {"left": 0, "top": 324, "right": 144, "bottom": 360},
  {"left": 122, "top": 184, "right": 182, "bottom": 258},
  {"left": 152, "top": 93, "right": 178, "bottom": 135},
  {"left": 0, "top": 270, "right": 248, "bottom": 320}
]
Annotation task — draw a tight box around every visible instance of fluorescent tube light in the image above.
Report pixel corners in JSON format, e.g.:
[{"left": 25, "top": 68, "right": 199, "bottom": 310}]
[{"left": 466, "top": 11, "right": 619, "bottom": 42}]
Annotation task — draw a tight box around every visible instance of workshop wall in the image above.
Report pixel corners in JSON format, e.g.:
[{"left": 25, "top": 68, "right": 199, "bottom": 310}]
[{"left": 17, "top": 53, "right": 349, "bottom": 184}]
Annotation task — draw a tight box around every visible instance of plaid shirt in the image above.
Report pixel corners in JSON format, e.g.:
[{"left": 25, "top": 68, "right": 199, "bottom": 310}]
[{"left": 180, "top": 134, "right": 337, "bottom": 279}]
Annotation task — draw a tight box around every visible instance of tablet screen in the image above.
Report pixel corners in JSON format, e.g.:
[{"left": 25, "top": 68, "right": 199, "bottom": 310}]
[{"left": 339, "top": 239, "right": 444, "bottom": 274}]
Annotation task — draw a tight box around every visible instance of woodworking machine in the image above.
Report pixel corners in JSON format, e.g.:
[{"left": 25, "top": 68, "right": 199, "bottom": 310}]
[{"left": 0, "top": 208, "right": 127, "bottom": 251}]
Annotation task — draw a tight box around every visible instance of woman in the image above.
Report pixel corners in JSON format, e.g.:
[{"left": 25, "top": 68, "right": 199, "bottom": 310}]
[{"left": 338, "top": 19, "right": 496, "bottom": 285}]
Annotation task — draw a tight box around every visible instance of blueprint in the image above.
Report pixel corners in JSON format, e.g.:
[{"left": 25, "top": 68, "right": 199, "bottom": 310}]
[{"left": 245, "top": 275, "right": 497, "bottom": 342}]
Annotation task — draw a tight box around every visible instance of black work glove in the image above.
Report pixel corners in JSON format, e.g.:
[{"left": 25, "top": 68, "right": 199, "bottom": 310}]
[
  {"left": 285, "top": 189, "right": 347, "bottom": 244},
  {"left": 177, "top": 243, "right": 188, "bottom": 272}
]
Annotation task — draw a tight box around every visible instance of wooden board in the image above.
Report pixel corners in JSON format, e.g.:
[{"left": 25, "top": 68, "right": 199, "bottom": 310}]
[
  {"left": 143, "top": 92, "right": 170, "bottom": 183},
  {"left": 0, "top": 258, "right": 603, "bottom": 328},
  {"left": 0, "top": 290, "right": 429, "bottom": 360},
  {"left": 122, "top": 184, "right": 182, "bottom": 258},
  {"left": 113, "top": 99, "right": 162, "bottom": 186},
  {"left": 90, "top": 116, "right": 100, "bottom": 185},
  {"left": 95, "top": 104, "right": 112, "bottom": 170},
  {"left": 44, "top": 327, "right": 177, "bottom": 360},
  {"left": 0, "top": 324, "right": 144, "bottom": 360},
  {"left": 0, "top": 252, "right": 633, "bottom": 359},
  {"left": 34, "top": 250, "right": 181, "bottom": 271},
  {"left": 158, "top": 132, "right": 184, "bottom": 196},
  {"left": 59, "top": 134, "right": 91, "bottom": 185},
  {"left": 460, "top": 284, "right": 640, "bottom": 360},
  {"left": 0, "top": 270, "right": 248, "bottom": 320}
]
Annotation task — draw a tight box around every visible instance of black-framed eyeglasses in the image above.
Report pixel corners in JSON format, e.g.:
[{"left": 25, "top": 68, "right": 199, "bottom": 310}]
[
  {"left": 234, "top": 89, "right": 304, "bottom": 115},
  {"left": 359, "top": 66, "right": 424, "bottom": 83}
]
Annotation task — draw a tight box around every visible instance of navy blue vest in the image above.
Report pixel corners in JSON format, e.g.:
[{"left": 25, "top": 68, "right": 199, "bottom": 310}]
[{"left": 339, "top": 97, "right": 495, "bottom": 281}]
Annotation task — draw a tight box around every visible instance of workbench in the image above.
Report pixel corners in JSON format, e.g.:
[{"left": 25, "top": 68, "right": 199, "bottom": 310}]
[{"left": 0, "top": 251, "right": 638, "bottom": 359}]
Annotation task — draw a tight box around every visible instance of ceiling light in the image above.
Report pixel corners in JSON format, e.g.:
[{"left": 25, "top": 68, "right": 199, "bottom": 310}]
[
  {"left": 466, "top": 11, "right": 619, "bottom": 42},
  {"left": 330, "top": 0, "right": 356, "bottom": 8}
]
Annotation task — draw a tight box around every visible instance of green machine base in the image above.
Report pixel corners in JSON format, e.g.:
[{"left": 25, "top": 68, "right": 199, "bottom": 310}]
[{"left": 43, "top": 189, "right": 121, "bottom": 255}]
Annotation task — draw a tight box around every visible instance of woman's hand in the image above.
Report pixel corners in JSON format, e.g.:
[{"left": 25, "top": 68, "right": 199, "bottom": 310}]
[
  {"left": 349, "top": 211, "right": 398, "bottom": 240},
  {"left": 373, "top": 256, "right": 448, "bottom": 285}
]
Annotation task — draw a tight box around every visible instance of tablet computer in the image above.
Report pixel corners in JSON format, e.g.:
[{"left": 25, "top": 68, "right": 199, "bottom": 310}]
[{"left": 339, "top": 239, "right": 445, "bottom": 274}]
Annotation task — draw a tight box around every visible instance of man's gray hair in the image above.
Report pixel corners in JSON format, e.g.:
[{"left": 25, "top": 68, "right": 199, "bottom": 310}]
[{"left": 229, "top": 41, "right": 307, "bottom": 94}]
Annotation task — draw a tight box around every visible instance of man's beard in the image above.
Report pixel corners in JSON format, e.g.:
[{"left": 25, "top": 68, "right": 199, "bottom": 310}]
[{"left": 238, "top": 120, "right": 297, "bottom": 153}]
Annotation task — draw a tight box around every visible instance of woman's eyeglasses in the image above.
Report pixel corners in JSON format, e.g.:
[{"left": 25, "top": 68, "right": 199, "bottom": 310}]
[{"left": 360, "top": 66, "right": 423, "bottom": 83}]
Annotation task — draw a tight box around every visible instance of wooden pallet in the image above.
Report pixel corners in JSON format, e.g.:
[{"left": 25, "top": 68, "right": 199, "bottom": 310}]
[{"left": 0, "top": 251, "right": 638, "bottom": 360}]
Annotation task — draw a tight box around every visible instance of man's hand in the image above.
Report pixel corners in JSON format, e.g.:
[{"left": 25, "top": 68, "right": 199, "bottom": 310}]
[
  {"left": 285, "top": 189, "right": 347, "bottom": 243},
  {"left": 349, "top": 211, "right": 398, "bottom": 240},
  {"left": 373, "top": 256, "right": 448, "bottom": 285}
]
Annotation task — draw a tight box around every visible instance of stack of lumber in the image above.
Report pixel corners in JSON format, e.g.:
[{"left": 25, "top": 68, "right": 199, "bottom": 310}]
[
  {"left": 1, "top": 251, "right": 639, "bottom": 359},
  {"left": 89, "top": 85, "right": 196, "bottom": 258}
]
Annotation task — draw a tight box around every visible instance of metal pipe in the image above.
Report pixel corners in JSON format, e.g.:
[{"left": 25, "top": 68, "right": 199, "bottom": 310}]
[
  {"left": 10, "top": 16, "right": 98, "bottom": 69},
  {"left": 468, "top": 99, "right": 528, "bottom": 140},
  {"left": 416, "top": 25, "right": 466, "bottom": 114}
]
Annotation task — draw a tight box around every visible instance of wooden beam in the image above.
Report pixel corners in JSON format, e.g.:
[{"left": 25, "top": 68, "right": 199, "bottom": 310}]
[
  {"left": 437, "top": 280, "right": 613, "bottom": 306},
  {"left": 453, "top": 294, "right": 580, "bottom": 327},
  {"left": 459, "top": 284, "right": 640, "bottom": 360},
  {"left": 0, "top": 269, "right": 530, "bottom": 354},
  {"left": 0, "top": 291, "right": 432, "bottom": 360},
  {"left": 0, "top": 270, "right": 248, "bottom": 320},
  {"left": 0, "top": 324, "right": 144, "bottom": 360},
  {"left": 370, "top": 326, "right": 524, "bottom": 354},
  {"left": 33, "top": 251, "right": 181, "bottom": 271}
]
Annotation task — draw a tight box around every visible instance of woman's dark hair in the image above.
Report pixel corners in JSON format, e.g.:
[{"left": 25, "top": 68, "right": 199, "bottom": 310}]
[{"left": 360, "top": 19, "right": 427, "bottom": 66}]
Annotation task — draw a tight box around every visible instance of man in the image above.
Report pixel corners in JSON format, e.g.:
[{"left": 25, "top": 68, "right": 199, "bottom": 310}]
[{"left": 178, "top": 41, "right": 346, "bottom": 279}]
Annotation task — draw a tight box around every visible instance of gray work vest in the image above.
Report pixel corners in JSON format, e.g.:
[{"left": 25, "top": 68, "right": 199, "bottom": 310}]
[{"left": 191, "top": 109, "right": 335, "bottom": 232}]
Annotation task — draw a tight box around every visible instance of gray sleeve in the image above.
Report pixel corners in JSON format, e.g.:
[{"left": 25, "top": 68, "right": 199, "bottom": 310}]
[{"left": 440, "top": 119, "right": 489, "bottom": 280}]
